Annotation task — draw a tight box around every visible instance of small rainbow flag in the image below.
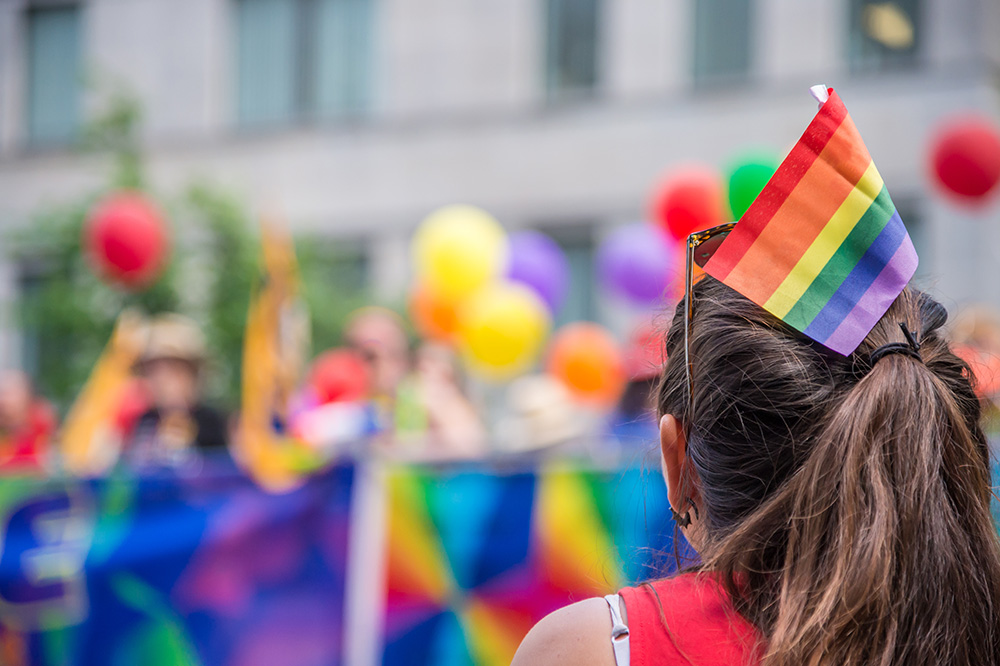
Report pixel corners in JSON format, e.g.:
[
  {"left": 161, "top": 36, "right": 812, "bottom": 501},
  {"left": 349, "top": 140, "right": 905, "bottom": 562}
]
[{"left": 704, "top": 87, "right": 918, "bottom": 355}]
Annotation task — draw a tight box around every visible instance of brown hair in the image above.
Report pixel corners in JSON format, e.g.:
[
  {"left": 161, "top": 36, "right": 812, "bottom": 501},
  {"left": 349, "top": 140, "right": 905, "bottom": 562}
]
[{"left": 657, "top": 277, "right": 1000, "bottom": 665}]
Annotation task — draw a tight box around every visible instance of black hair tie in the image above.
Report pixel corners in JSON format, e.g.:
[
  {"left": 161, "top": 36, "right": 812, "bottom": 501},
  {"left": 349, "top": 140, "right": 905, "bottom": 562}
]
[
  {"left": 870, "top": 322, "right": 922, "bottom": 364},
  {"left": 852, "top": 322, "right": 922, "bottom": 378}
]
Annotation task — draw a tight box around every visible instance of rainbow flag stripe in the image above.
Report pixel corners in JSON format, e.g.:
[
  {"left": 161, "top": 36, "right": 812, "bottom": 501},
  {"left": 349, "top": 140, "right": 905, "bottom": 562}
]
[{"left": 704, "top": 88, "right": 918, "bottom": 355}]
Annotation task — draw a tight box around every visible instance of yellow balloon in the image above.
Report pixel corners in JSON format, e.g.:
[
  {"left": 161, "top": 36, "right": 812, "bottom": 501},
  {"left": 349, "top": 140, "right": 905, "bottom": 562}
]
[
  {"left": 459, "top": 282, "right": 551, "bottom": 380},
  {"left": 412, "top": 205, "right": 508, "bottom": 300}
]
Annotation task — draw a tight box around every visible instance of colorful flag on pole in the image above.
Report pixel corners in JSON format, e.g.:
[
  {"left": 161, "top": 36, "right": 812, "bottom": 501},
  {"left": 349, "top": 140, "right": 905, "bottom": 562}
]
[
  {"left": 239, "top": 224, "right": 316, "bottom": 492},
  {"left": 704, "top": 87, "right": 919, "bottom": 355},
  {"left": 61, "top": 311, "right": 146, "bottom": 474}
]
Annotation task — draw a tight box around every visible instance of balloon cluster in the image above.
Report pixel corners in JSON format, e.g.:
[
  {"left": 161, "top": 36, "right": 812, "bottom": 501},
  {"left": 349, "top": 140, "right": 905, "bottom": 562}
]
[
  {"left": 407, "top": 205, "right": 641, "bottom": 404},
  {"left": 409, "top": 205, "right": 569, "bottom": 380},
  {"left": 597, "top": 150, "right": 779, "bottom": 307},
  {"left": 402, "top": 152, "right": 780, "bottom": 388}
]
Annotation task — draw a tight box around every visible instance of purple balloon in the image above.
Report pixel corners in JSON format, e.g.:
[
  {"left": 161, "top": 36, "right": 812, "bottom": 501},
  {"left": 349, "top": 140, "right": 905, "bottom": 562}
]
[
  {"left": 506, "top": 231, "right": 569, "bottom": 312},
  {"left": 597, "top": 224, "right": 675, "bottom": 306}
]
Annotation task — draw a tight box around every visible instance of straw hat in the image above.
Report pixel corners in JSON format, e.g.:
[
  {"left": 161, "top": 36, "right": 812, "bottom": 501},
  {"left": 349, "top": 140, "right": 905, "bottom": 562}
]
[
  {"left": 140, "top": 314, "right": 207, "bottom": 366},
  {"left": 498, "top": 374, "right": 590, "bottom": 451}
]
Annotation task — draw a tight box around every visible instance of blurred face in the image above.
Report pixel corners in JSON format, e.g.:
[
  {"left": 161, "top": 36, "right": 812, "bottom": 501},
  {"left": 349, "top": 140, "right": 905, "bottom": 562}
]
[
  {"left": 345, "top": 311, "right": 410, "bottom": 397},
  {"left": 0, "top": 372, "right": 32, "bottom": 431},
  {"left": 416, "top": 343, "right": 456, "bottom": 384},
  {"left": 142, "top": 358, "right": 199, "bottom": 411}
]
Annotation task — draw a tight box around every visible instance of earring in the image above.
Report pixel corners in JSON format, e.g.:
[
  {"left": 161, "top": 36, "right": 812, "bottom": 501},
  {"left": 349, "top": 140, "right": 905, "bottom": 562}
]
[
  {"left": 671, "top": 497, "right": 698, "bottom": 529},
  {"left": 671, "top": 506, "right": 691, "bottom": 528}
]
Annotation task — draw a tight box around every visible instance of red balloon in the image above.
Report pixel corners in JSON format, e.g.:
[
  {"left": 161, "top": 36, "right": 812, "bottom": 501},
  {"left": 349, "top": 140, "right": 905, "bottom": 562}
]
[
  {"left": 85, "top": 192, "right": 170, "bottom": 288},
  {"left": 930, "top": 116, "right": 1000, "bottom": 203},
  {"left": 649, "top": 168, "right": 726, "bottom": 241},
  {"left": 309, "top": 349, "right": 370, "bottom": 404}
]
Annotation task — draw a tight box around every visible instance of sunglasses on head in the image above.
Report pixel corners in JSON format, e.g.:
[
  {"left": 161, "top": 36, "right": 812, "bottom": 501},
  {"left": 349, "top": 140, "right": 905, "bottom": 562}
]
[{"left": 684, "top": 222, "right": 736, "bottom": 416}]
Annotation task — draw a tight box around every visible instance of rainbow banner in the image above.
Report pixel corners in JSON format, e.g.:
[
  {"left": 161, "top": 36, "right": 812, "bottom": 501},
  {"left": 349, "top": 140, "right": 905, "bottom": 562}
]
[
  {"left": 0, "top": 461, "right": 354, "bottom": 666},
  {"left": 381, "top": 465, "right": 681, "bottom": 665},
  {"left": 705, "top": 88, "right": 918, "bottom": 355}
]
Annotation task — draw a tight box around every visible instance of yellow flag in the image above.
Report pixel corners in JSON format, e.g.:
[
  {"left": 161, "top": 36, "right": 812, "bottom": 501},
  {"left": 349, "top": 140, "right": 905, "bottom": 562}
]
[
  {"left": 239, "top": 224, "right": 315, "bottom": 492},
  {"left": 61, "top": 311, "right": 146, "bottom": 475}
]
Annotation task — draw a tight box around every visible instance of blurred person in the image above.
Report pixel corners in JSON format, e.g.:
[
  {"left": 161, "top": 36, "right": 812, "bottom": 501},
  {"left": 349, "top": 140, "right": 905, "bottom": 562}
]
[
  {"left": 0, "top": 370, "right": 55, "bottom": 472},
  {"left": 343, "top": 306, "right": 415, "bottom": 446},
  {"left": 401, "top": 342, "right": 486, "bottom": 458},
  {"left": 343, "top": 307, "right": 487, "bottom": 457},
  {"left": 343, "top": 307, "right": 411, "bottom": 402},
  {"left": 608, "top": 324, "right": 664, "bottom": 452},
  {"left": 127, "top": 314, "right": 228, "bottom": 466},
  {"left": 950, "top": 304, "right": 1000, "bottom": 352},
  {"left": 496, "top": 374, "right": 592, "bottom": 455},
  {"left": 949, "top": 305, "right": 1000, "bottom": 401},
  {"left": 949, "top": 305, "right": 1000, "bottom": 447}
]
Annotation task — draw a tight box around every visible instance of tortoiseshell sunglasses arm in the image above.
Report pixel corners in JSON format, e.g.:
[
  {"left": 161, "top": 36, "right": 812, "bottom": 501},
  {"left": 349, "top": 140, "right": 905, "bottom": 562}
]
[{"left": 683, "top": 223, "right": 736, "bottom": 418}]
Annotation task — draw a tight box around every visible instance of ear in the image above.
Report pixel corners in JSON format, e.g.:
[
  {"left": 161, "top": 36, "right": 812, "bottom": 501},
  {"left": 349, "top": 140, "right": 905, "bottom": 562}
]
[{"left": 659, "top": 414, "right": 688, "bottom": 512}]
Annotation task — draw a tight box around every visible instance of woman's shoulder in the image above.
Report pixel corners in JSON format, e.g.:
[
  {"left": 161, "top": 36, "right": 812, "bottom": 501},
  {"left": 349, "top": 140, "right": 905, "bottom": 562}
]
[
  {"left": 511, "top": 573, "right": 762, "bottom": 666},
  {"left": 511, "top": 596, "right": 617, "bottom": 666}
]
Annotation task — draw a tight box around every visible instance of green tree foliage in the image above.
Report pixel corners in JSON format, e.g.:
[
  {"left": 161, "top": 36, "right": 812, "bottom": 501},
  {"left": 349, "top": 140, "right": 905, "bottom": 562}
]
[
  {"left": 296, "top": 236, "right": 373, "bottom": 352},
  {"left": 9, "top": 90, "right": 374, "bottom": 412},
  {"left": 182, "top": 185, "right": 257, "bottom": 406},
  {"left": 14, "top": 91, "right": 179, "bottom": 407}
]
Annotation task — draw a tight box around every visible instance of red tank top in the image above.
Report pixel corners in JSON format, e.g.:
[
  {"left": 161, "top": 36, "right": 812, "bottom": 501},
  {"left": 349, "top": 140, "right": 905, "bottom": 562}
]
[{"left": 619, "top": 574, "right": 763, "bottom": 666}]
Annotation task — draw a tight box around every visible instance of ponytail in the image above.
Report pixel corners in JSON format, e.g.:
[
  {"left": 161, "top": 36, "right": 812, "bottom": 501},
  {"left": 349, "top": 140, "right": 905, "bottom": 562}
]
[
  {"left": 769, "top": 326, "right": 1000, "bottom": 663},
  {"left": 660, "top": 280, "right": 1000, "bottom": 666}
]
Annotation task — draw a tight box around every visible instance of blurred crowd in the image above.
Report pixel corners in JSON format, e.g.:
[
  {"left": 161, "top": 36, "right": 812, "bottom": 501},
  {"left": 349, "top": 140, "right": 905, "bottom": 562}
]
[
  {"left": 0, "top": 305, "right": 672, "bottom": 476},
  {"left": 7, "top": 300, "right": 998, "bottom": 476}
]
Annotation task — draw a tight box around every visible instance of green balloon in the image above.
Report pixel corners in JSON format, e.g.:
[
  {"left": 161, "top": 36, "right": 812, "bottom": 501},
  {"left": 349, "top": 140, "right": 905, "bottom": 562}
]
[{"left": 727, "top": 154, "right": 779, "bottom": 220}]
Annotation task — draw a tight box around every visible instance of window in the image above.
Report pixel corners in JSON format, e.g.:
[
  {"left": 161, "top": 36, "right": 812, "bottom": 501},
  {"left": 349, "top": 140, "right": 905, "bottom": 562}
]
[
  {"left": 315, "top": 0, "right": 373, "bottom": 117},
  {"left": 545, "top": 226, "right": 597, "bottom": 327},
  {"left": 26, "top": 4, "right": 82, "bottom": 145},
  {"left": 235, "top": 0, "right": 373, "bottom": 128},
  {"left": 692, "top": 0, "right": 752, "bottom": 85},
  {"left": 236, "top": 0, "right": 298, "bottom": 126},
  {"left": 848, "top": 0, "right": 920, "bottom": 72},
  {"left": 544, "top": 0, "right": 599, "bottom": 99}
]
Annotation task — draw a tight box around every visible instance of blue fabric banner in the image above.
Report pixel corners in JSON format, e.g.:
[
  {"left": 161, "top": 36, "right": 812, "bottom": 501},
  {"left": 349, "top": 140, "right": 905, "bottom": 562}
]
[{"left": 0, "top": 462, "right": 354, "bottom": 666}]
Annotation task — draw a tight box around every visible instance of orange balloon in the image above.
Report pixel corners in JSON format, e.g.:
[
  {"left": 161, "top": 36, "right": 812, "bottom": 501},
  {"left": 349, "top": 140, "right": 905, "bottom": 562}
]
[
  {"left": 547, "top": 323, "right": 626, "bottom": 407},
  {"left": 409, "top": 283, "right": 461, "bottom": 343}
]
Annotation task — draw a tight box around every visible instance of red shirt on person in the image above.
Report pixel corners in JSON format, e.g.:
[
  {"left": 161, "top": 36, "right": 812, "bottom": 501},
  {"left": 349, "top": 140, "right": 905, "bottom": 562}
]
[
  {"left": 0, "top": 401, "right": 55, "bottom": 472},
  {"left": 618, "top": 574, "right": 763, "bottom": 666}
]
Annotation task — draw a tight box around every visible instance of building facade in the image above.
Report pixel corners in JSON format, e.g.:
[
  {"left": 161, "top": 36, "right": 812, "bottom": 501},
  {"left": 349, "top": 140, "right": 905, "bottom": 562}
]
[{"left": 0, "top": 0, "right": 998, "bottom": 367}]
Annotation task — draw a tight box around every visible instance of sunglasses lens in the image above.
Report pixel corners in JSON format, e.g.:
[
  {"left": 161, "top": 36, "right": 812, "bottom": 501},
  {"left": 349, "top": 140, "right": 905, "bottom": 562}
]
[{"left": 693, "top": 231, "right": 730, "bottom": 268}]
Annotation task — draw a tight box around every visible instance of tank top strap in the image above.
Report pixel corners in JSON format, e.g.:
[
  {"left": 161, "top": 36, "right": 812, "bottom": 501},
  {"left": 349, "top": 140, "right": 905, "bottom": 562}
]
[{"left": 604, "top": 593, "right": 630, "bottom": 666}]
